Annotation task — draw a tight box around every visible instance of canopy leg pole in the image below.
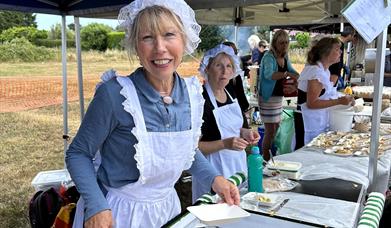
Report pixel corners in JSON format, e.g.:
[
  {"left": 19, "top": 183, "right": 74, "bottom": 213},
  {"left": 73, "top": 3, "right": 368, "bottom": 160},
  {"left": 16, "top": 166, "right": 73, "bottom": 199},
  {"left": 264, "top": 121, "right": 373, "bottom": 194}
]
[
  {"left": 61, "top": 15, "right": 69, "bottom": 158},
  {"left": 368, "top": 28, "right": 387, "bottom": 192},
  {"left": 74, "top": 16, "right": 85, "bottom": 120},
  {"left": 234, "top": 25, "right": 238, "bottom": 45}
]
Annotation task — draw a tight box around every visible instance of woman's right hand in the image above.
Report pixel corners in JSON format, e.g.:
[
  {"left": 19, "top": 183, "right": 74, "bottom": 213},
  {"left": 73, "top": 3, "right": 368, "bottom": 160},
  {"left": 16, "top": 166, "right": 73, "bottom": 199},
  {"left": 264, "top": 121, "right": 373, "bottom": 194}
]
[
  {"left": 338, "top": 95, "right": 354, "bottom": 106},
  {"left": 223, "top": 137, "right": 248, "bottom": 151},
  {"left": 85, "top": 210, "right": 114, "bottom": 228}
]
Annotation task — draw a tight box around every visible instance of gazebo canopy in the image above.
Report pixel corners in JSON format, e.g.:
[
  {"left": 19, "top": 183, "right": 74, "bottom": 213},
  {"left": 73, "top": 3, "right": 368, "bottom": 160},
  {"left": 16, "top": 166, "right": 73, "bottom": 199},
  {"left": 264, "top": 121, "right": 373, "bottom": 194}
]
[{"left": 0, "top": 0, "right": 350, "bottom": 26}]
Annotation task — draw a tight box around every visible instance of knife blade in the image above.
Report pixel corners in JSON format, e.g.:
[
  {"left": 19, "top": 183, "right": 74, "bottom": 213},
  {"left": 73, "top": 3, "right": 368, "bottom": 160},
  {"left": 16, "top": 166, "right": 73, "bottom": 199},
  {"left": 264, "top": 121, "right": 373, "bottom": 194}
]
[
  {"left": 268, "top": 149, "right": 275, "bottom": 166},
  {"left": 269, "top": 199, "right": 289, "bottom": 215}
]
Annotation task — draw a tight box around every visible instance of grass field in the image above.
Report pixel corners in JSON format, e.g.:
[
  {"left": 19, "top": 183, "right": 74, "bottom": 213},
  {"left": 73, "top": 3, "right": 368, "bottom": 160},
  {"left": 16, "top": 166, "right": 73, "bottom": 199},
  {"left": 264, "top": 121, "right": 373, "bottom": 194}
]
[
  {"left": 0, "top": 51, "right": 204, "bottom": 227},
  {"left": 0, "top": 48, "right": 305, "bottom": 227},
  {"left": 0, "top": 102, "right": 83, "bottom": 227}
]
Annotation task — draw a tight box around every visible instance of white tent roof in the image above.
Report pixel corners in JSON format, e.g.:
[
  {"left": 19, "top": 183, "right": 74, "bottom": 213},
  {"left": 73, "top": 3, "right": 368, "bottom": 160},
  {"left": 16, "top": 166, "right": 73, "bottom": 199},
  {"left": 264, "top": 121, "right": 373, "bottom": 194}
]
[
  {"left": 195, "top": 0, "right": 349, "bottom": 26},
  {"left": 0, "top": 0, "right": 350, "bottom": 26}
]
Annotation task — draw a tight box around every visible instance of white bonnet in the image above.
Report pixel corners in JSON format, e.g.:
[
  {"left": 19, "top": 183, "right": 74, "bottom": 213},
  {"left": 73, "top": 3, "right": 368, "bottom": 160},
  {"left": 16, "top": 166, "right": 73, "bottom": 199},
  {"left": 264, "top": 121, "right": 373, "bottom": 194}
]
[
  {"left": 118, "top": 0, "right": 201, "bottom": 54},
  {"left": 198, "top": 44, "right": 244, "bottom": 80}
]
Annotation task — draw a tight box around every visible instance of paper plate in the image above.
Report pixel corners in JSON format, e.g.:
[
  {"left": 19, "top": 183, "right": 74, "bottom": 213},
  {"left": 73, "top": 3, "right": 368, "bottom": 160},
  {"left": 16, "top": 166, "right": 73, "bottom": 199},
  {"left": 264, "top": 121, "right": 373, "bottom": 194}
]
[
  {"left": 187, "top": 203, "right": 250, "bottom": 226},
  {"left": 242, "top": 192, "right": 283, "bottom": 207}
]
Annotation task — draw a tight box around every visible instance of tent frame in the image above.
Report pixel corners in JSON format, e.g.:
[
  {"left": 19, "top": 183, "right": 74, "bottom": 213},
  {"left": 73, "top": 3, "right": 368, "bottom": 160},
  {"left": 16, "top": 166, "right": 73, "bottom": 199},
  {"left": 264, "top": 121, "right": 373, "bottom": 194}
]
[{"left": 0, "top": 0, "right": 388, "bottom": 193}]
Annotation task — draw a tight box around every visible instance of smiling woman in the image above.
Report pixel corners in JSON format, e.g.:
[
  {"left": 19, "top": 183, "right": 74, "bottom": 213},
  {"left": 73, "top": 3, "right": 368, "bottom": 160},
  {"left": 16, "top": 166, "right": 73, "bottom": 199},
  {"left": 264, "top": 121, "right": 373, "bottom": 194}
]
[{"left": 64, "top": 0, "right": 240, "bottom": 227}]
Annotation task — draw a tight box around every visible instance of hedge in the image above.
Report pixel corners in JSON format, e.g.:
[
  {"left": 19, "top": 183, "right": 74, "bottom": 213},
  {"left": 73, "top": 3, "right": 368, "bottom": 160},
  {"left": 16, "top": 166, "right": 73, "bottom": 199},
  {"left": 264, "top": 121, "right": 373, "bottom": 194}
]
[
  {"left": 34, "top": 39, "right": 75, "bottom": 48},
  {"left": 107, "top": 31, "right": 125, "bottom": 50}
]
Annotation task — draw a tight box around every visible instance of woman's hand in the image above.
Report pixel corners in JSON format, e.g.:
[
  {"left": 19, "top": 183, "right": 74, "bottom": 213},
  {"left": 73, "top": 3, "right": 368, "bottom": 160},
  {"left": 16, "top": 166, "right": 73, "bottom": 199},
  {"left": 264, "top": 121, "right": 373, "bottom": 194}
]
[
  {"left": 211, "top": 176, "right": 240, "bottom": 205},
  {"left": 283, "top": 73, "right": 298, "bottom": 95},
  {"left": 241, "top": 128, "right": 260, "bottom": 145},
  {"left": 222, "top": 137, "right": 248, "bottom": 150},
  {"left": 283, "top": 83, "right": 298, "bottom": 95},
  {"left": 85, "top": 210, "right": 114, "bottom": 228},
  {"left": 338, "top": 95, "right": 354, "bottom": 106},
  {"left": 286, "top": 72, "right": 299, "bottom": 79}
]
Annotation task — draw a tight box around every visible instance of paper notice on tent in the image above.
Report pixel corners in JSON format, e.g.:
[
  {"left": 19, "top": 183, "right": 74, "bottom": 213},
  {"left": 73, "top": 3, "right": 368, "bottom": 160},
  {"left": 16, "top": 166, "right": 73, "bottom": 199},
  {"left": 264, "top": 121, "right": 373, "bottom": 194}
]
[{"left": 342, "top": 0, "right": 391, "bottom": 44}]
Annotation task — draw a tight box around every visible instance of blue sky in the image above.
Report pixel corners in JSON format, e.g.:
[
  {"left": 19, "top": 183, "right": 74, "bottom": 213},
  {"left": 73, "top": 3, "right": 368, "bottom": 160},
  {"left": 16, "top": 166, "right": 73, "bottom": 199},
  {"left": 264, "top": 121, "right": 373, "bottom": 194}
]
[{"left": 35, "top": 13, "right": 118, "bottom": 30}]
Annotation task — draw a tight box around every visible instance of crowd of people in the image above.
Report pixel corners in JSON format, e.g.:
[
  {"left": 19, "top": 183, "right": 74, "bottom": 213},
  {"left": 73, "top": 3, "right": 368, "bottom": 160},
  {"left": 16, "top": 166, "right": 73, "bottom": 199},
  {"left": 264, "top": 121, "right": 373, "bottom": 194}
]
[{"left": 64, "top": 0, "right": 361, "bottom": 227}]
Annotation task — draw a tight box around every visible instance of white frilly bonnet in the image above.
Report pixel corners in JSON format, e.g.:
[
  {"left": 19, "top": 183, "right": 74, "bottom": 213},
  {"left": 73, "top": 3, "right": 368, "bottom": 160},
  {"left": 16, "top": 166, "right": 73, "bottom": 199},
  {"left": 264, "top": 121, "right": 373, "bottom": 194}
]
[
  {"left": 199, "top": 44, "right": 244, "bottom": 80},
  {"left": 118, "top": 0, "right": 201, "bottom": 54}
]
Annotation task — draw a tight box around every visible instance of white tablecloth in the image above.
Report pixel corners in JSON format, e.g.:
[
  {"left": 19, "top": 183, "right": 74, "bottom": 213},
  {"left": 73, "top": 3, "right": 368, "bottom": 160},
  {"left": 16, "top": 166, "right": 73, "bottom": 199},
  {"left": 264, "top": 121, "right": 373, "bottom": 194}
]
[
  {"left": 240, "top": 191, "right": 360, "bottom": 228},
  {"left": 276, "top": 147, "right": 391, "bottom": 193}
]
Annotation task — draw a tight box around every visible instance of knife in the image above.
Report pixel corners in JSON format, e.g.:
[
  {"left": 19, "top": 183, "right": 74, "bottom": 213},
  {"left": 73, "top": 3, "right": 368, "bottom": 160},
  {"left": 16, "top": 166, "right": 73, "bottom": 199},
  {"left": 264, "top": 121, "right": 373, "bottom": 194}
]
[
  {"left": 268, "top": 149, "right": 276, "bottom": 166},
  {"left": 269, "top": 199, "right": 289, "bottom": 215}
]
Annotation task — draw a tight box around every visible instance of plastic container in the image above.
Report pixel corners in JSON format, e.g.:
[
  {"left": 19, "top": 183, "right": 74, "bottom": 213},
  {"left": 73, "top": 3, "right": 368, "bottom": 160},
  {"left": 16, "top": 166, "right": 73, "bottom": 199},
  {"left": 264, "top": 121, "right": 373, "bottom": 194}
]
[
  {"left": 31, "top": 169, "right": 72, "bottom": 191},
  {"left": 247, "top": 146, "right": 263, "bottom": 193},
  {"left": 329, "top": 106, "right": 354, "bottom": 132},
  {"left": 266, "top": 161, "right": 302, "bottom": 180},
  {"left": 242, "top": 192, "right": 283, "bottom": 207}
]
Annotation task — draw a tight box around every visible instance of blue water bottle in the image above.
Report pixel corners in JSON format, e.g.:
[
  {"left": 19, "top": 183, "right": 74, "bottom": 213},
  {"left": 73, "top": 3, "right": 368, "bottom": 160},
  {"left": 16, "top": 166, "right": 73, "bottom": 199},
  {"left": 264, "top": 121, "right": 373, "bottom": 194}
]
[{"left": 247, "top": 146, "right": 263, "bottom": 192}]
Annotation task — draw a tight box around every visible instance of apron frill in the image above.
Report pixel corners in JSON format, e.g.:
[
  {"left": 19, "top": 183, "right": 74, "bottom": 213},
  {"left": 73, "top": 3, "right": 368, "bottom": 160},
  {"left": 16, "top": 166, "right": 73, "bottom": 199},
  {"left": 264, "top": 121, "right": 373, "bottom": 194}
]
[{"left": 73, "top": 75, "right": 204, "bottom": 228}]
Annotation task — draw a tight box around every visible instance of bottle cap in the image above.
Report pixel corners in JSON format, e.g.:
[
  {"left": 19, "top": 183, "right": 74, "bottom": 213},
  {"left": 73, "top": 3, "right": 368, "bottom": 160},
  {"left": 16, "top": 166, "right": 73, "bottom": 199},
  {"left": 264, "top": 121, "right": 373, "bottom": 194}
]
[{"left": 251, "top": 146, "right": 260, "bottom": 154}]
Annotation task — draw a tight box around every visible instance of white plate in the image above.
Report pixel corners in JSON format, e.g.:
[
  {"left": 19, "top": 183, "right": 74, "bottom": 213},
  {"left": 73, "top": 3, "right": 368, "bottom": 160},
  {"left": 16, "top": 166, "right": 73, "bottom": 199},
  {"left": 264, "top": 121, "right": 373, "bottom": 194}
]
[
  {"left": 353, "top": 151, "right": 368, "bottom": 157},
  {"left": 242, "top": 192, "right": 282, "bottom": 207},
  {"left": 187, "top": 203, "right": 250, "bottom": 226},
  {"left": 323, "top": 147, "right": 353, "bottom": 157},
  {"left": 266, "top": 161, "right": 302, "bottom": 172}
]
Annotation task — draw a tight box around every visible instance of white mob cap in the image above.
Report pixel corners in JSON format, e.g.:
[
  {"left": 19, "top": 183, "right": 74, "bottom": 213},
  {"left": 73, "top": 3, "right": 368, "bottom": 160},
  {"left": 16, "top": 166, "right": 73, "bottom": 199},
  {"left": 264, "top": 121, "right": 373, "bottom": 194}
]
[
  {"left": 198, "top": 44, "right": 244, "bottom": 80},
  {"left": 118, "top": 0, "right": 201, "bottom": 54}
]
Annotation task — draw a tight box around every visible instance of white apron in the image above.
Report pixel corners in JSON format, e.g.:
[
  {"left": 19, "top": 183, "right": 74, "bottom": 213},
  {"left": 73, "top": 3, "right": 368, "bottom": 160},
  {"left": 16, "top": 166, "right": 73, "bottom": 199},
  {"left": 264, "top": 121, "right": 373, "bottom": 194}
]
[
  {"left": 192, "top": 83, "right": 247, "bottom": 202},
  {"left": 301, "top": 79, "right": 336, "bottom": 144},
  {"left": 73, "top": 76, "right": 204, "bottom": 228}
]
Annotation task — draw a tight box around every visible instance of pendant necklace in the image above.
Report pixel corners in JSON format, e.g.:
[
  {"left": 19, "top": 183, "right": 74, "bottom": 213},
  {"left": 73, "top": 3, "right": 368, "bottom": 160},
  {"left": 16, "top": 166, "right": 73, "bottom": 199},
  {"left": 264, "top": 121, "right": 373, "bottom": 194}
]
[
  {"left": 158, "top": 77, "right": 174, "bottom": 105},
  {"left": 159, "top": 91, "right": 173, "bottom": 105}
]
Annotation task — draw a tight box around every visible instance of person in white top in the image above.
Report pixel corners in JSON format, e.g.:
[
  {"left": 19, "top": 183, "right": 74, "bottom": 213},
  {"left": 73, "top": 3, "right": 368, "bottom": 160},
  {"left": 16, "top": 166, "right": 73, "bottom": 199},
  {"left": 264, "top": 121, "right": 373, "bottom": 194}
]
[{"left": 298, "top": 37, "right": 354, "bottom": 144}]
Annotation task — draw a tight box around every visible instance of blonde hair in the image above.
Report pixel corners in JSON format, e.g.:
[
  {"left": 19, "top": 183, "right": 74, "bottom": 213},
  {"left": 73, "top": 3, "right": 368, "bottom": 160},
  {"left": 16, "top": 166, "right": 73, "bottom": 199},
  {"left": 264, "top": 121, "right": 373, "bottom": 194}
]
[
  {"left": 270, "top": 30, "right": 289, "bottom": 57},
  {"left": 206, "top": 53, "right": 236, "bottom": 75},
  {"left": 126, "top": 5, "right": 187, "bottom": 55}
]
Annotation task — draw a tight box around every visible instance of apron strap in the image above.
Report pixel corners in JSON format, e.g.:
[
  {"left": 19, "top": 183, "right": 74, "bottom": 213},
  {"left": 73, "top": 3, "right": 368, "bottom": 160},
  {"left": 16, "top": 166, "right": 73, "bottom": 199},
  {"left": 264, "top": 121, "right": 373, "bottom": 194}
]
[{"left": 204, "top": 82, "right": 236, "bottom": 109}]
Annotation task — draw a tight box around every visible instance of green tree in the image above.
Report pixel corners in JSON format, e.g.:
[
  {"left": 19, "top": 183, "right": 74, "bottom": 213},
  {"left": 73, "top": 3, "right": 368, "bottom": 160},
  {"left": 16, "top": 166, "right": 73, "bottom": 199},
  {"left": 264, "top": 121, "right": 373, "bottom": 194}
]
[
  {"left": 0, "top": 26, "right": 47, "bottom": 43},
  {"left": 48, "top": 23, "right": 75, "bottom": 40},
  {"left": 68, "top": 23, "right": 75, "bottom": 31},
  {"left": 80, "top": 23, "right": 113, "bottom": 51},
  {"left": 198, "top": 25, "right": 224, "bottom": 51},
  {"left": 295, "top": 32, "right": 310, "bottom": 49},
  {"left": 255, "top": 25, "right": 271, "bottom": 41},
  {"left": 0, "top": 10, "right": 36, "bottom": 33},
  {"left": 107, "top": 32, "right": 125, "bottom": 50}
]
